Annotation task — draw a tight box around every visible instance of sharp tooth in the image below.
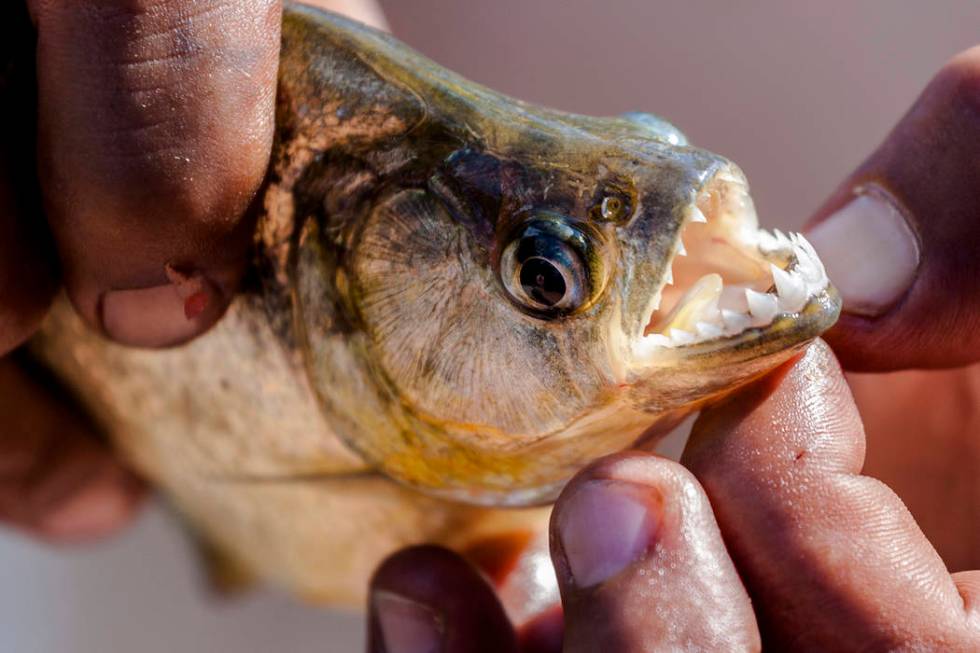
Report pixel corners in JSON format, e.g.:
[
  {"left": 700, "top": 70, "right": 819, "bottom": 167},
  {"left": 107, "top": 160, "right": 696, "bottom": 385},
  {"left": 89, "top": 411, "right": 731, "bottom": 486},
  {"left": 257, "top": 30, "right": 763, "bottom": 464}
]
[
  {"left": 770, "top": 263, "right": 807, "bottom": 313},
  {"left": 664, "top": 266, "right": 673, "bottom": 285},
  {"left": 774, "top": 228, "right": 794, "bottom": 249},
  {"left": 719, "top": 285, "right": 749, "bottom": 312},
  {"left": 795, "top": 234, "right": 827, "bottom": 278},
  {"left": 745, "top": 288, "right": 779, "bottom": 325},
  {"left": 669, "top": 328, "right": 696, "bottom": 345},
  {"left": 757, "top": 230, "right": 780, "bottom": 253},
  {"left": 793, "top": 242, "right": 826, "bottom": 286},
  {"left": 796, "top": 233, "right": 820, "bottom": 262},
  {"left": 652, "top": 273, "right": 722, "bottom": 334},
  {"left": 695, "top": 321, "right": 724, "bottom": 339},
  {"left": 722, "top": 309, "right": 751, "bottom": 333},
  {"left": 689, "top": 205, "right": 708, "bottom": 223},
  {"left": 677, "top": 239, "right": 687, "bottom": 256}
]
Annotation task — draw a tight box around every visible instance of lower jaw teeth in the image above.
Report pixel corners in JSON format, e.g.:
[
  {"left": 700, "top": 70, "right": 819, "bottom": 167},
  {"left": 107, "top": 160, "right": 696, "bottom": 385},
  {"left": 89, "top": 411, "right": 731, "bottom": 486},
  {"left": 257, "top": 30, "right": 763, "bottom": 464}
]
[{"left": 642, "top": 232, "right": 828, "bottom": 350}]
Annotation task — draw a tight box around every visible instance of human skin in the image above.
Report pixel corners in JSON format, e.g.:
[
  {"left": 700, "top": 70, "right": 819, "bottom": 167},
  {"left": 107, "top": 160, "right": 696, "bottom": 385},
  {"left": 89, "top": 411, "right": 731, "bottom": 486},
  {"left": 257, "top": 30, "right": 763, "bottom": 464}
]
[
  {"left": 0, "top": 2, "right": 976, "bottom": 648},
  {"left": 368, "top": 344, "right": 980, "bottom": 652},
  {"left": 0, "top": 0, "right": 384, "bottom": 540}
]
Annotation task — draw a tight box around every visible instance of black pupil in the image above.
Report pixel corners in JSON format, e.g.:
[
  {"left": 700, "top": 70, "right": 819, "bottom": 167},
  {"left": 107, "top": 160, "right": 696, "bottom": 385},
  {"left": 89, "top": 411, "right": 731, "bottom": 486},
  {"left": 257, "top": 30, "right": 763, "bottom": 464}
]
[{"left": 520, "top": 257, "right": 566, "bottom": 306}]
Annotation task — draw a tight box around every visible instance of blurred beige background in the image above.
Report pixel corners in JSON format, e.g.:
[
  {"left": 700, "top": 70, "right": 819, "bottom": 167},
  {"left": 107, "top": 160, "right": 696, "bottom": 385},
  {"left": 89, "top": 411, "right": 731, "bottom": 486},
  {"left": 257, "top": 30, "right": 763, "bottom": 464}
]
[{"left": 2, "top": 2, "right": 978, "bottom": 651}]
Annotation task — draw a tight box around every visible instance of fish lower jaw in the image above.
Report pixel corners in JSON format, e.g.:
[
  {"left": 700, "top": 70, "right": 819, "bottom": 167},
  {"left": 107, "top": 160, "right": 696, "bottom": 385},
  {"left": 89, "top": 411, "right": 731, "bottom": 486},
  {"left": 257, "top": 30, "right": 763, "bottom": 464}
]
[
  {"left": 635, "top": 168, "right": 833, "bottom": 356},
  {"left": 641, "top": 232, "right": 829, "bottom": 351}
]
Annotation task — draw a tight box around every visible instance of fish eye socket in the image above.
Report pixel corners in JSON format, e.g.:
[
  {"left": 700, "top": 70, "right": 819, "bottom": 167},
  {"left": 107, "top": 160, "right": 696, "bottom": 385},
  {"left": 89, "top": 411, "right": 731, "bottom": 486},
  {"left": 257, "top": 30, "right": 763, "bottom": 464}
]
[{"left": 500, "top": 219, "right": 594, "bottom": 317}]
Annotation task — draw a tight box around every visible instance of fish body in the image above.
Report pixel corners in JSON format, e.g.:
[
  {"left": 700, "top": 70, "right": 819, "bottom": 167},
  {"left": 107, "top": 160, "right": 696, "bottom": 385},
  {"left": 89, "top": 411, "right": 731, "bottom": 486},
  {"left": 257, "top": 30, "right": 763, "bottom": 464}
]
[{"left": 31, "top": 5, "right": 839, "bottom": 605}]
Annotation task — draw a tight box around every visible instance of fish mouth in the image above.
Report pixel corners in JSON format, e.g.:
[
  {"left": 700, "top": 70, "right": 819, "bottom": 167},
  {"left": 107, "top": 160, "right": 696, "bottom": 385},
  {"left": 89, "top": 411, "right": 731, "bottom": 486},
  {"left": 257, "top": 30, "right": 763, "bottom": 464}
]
[{"left": 632, "top": 165, "right": 836, "bottom": 363}]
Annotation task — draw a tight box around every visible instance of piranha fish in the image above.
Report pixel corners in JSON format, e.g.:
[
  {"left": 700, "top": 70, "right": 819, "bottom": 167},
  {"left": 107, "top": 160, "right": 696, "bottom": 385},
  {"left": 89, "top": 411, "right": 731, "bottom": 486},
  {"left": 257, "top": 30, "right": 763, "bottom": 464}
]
[{"left": 30, "top": 4, "right": 839, "bottom": 608}]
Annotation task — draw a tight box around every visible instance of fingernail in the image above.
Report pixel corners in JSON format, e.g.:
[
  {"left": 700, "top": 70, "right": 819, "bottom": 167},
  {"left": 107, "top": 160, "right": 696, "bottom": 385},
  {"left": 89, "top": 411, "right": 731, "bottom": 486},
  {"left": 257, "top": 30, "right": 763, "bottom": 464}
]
[
  {"left": 100, "top": 267, "right": 221, "bottom": 347},
  {"left": 557, "top": 480, "right": 659, "bottom": 587},
  {"left": 806, "top": 186, "right": 920, "bottom": 316},
  {"left": 372, "top": 591, "right": 443, "bottom": 653}
]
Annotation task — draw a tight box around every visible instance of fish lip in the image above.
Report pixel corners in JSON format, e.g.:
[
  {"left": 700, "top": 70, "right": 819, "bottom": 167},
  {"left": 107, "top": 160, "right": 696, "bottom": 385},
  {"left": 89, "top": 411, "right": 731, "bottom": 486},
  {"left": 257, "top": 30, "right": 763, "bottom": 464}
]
[{"left": 627, "top": 164, "right": 840, "bottom": 368}]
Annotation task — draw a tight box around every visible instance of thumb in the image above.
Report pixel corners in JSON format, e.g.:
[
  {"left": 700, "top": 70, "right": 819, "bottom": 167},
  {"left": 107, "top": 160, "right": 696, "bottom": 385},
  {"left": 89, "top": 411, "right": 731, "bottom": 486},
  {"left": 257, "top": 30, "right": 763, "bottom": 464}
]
[{"left": 805, "top": 46, "right": 980, "bottom": 370}]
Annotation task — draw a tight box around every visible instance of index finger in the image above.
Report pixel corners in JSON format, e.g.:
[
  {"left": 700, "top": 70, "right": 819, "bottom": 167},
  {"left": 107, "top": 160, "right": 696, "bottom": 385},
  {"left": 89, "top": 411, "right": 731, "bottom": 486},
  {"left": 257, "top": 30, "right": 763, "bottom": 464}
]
[
  {"left": 30, "top": 0, "right": 281, "bottom": 347},
  {"left": 683, "top": 341, "right": 980, "bottom": 650}
]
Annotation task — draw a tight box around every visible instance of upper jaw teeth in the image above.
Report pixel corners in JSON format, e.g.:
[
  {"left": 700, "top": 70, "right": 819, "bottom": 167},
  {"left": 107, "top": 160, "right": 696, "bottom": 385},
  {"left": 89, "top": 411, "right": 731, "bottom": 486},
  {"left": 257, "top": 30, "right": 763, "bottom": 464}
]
[{"left": 638, "top": 211, "right": 829, "bottom": 352}]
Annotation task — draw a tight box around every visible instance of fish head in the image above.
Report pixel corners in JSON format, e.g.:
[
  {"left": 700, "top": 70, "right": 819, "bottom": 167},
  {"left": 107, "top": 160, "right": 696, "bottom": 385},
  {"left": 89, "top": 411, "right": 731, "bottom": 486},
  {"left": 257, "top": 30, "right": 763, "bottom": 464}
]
[{"left": 272, "top": 9, "right": 840, "bottom": 505}]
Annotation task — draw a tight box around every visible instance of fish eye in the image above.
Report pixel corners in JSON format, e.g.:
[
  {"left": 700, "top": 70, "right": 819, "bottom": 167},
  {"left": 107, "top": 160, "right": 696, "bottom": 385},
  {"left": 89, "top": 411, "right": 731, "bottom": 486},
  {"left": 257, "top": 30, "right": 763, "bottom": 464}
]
[{"left": 500, "top": 218, "right": 595, "bottom": 316}]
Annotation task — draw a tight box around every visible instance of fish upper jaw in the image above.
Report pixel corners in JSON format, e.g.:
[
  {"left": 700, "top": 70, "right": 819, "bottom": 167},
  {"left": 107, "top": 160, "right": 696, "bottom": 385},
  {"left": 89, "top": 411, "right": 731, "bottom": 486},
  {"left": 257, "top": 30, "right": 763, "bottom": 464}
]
[{"left": 628, "top": 164, "right": 838, "bottom": 369}]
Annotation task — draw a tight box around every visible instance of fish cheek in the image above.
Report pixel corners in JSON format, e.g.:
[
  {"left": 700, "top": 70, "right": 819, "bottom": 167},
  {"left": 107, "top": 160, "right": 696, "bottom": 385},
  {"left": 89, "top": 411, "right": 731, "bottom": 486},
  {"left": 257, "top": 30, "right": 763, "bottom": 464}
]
[{"left": 348, "top": 189, "right": 601, "bottom": 440}]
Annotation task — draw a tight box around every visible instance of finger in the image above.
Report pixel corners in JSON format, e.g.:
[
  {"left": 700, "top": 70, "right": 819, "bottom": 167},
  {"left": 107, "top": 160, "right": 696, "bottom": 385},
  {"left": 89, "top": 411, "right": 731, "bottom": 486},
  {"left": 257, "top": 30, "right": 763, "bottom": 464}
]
[
  {"left": 805, "top": 47, "right": 980, "bottom": 370},
  {"left": 0, "top": 3, "right": 57, "bottom": 354},
  {"left": 29, "top": 0, "right": 281, "bottom": 348},
  {"left": 683, "top": 340, "right": 980, "bottom": 650},
  {"left": 549, "top": 452, "right": 760, "bottom": 653},
  {"left": 846, "top": 367, "right": 980, "bottom": 572},
  {"left": 0, "top": 354, "right": 145, "bottom": 541},
  {"left": 367, "top": 545, "right": 518, "bottom": 653},
  {"left": 303, "top": 0, "right": 388, "bottom": 30}
]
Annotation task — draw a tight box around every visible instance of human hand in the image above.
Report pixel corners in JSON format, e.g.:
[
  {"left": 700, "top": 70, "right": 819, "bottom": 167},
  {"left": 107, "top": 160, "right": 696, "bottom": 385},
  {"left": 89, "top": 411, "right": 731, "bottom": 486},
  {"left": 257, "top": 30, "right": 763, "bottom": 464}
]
[
  {"left": 803, "top": 47, "right": 980, "bottom": 571},
  {"left": 365, "top": 342, "right": 980, "bottom": 652},
  {"left": 0, "top": 0, "right": 383, "bottom": 541}
]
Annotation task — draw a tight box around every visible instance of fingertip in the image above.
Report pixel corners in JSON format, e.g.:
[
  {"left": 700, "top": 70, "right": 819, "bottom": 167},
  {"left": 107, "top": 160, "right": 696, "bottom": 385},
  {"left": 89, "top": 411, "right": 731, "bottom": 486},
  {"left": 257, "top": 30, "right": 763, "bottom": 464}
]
[
  {"left": 550, "top": 451, "right": 759, "bottom": 651},
  {"left": 550, "top": 452, "right": 667, "bottom": 590},
  {"left": 33, "top": 462, "right": 146, "bottom": 542},
  {"left": 804, "top": 45, "right": 980, "bottom": 370},
  {"left": 369, "top": 546, "right": 517, "bottom": 653},
  {"left": 92, "top": 265, "right": 235, "bottom": 348}
]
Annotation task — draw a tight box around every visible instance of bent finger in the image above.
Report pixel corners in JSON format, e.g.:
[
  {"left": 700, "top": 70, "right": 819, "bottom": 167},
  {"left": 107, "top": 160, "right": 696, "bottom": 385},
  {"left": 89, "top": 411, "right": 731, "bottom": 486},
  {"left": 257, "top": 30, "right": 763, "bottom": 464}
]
[
  {"left": 0, "top": 355, "right": 144, "bottom": 541},
  {"left": 368, "top": 545, "right": 518, "bottom": 653},
  {"left": 806, "top": 47, "right": 980, "bottom": 370},
  {"left": 684, "top": 340, "right": 980, "bottom": 650},
  {"left": 30, "top": 0, "right": 281, "bottom": 347},
  {"left": 550, "top": 452, "right": 760, "bottom": 653}
]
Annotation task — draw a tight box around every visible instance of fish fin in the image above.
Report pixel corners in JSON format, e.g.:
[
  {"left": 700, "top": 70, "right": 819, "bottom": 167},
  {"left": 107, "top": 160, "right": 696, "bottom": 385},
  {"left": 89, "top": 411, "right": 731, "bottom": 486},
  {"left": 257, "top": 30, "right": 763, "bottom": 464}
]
[{"left": 195, "top": 536, "right": 260, "bottom": 598}]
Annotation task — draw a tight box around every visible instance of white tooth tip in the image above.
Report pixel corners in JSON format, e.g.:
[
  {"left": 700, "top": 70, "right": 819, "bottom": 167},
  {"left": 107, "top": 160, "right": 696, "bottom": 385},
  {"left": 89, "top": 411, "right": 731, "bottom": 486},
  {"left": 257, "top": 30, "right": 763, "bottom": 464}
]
[
  {"left": 669, "top": 328, "right": 696, "bottom": 345},
  {"left": 695, "top": 321, "right": 724, "bottom": 339},
  {"left": 770, "top": 263, "right": 807, "bottom": 313},
  {"left": 689, "top": 206, "right": 708, "bottom": 223},
  {"left": 758, "top": 230, "right": 780, "bottom": 252},
  {"left": 721, "top": 309, "right": 751, "bottom": 333},
  {"left": 664, "top": 266, "right": 674, "bottom": 285},
  {"left": 677, "top": 239, "right": 687, "bottom": 256},
  {"left": 745, "top": 288, "right": 779, "bottom": 323}
]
